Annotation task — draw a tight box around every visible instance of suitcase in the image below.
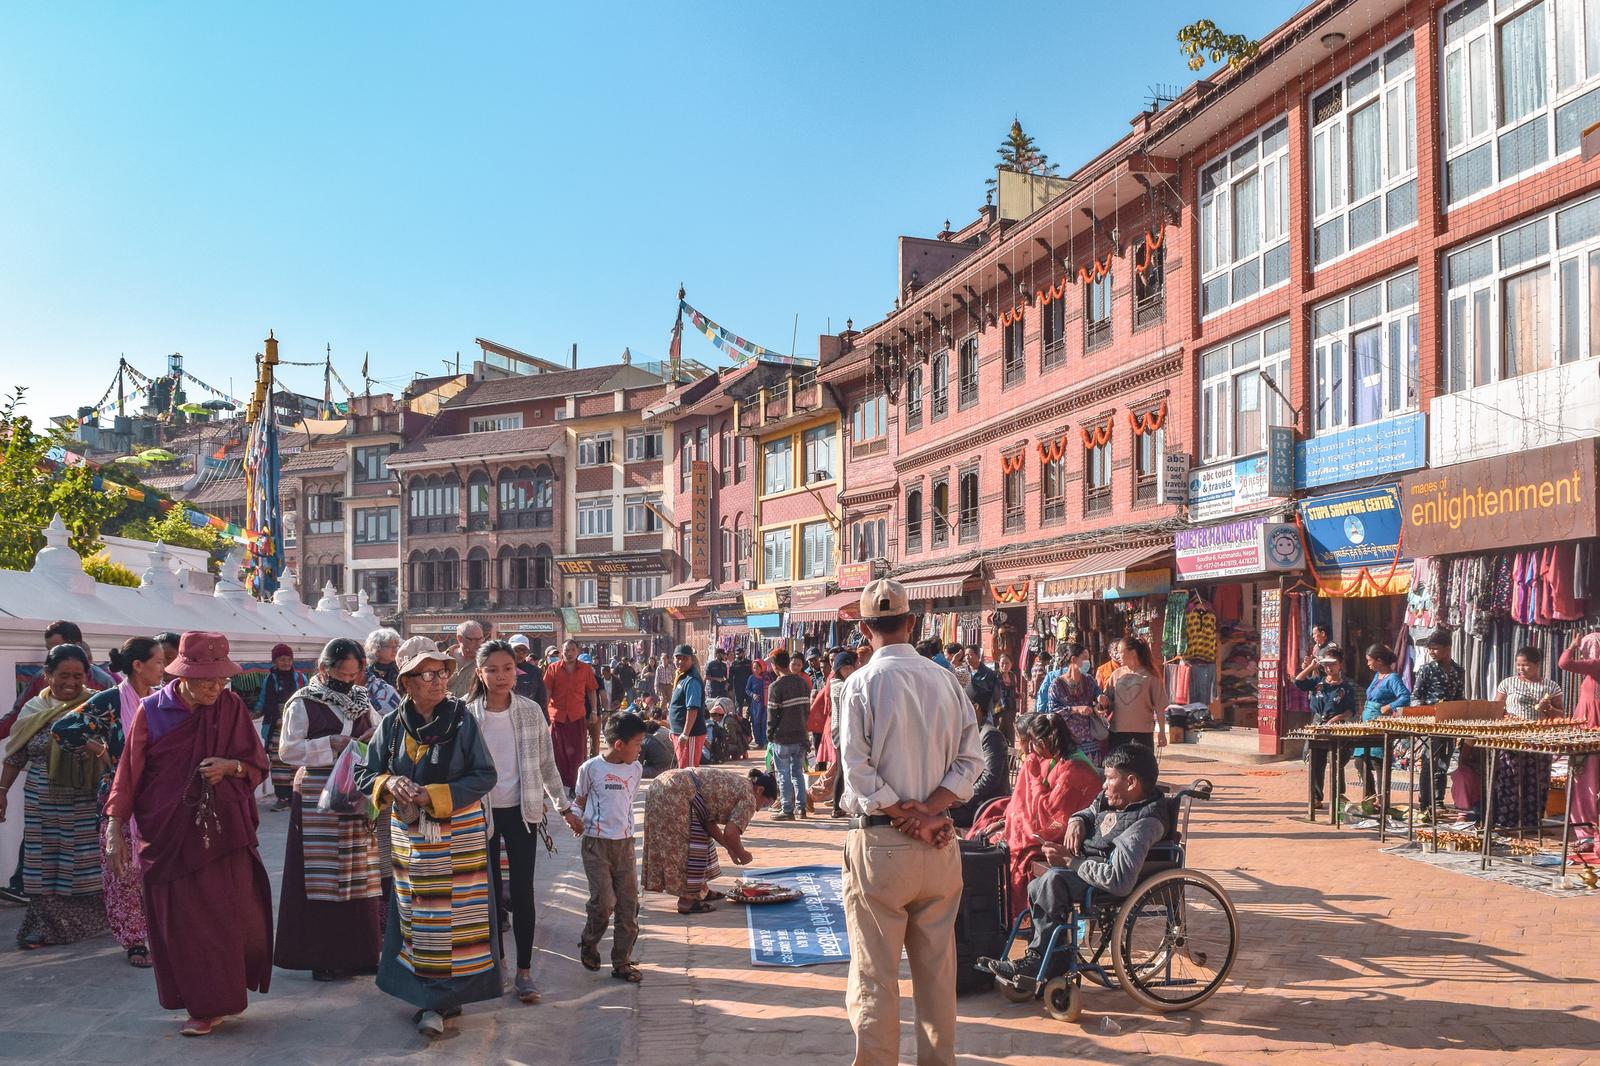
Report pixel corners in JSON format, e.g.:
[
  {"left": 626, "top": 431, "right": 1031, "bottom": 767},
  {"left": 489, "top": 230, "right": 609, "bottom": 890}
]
[{"left": 955, "top": 838, "right": 1009, "bottom": 995}]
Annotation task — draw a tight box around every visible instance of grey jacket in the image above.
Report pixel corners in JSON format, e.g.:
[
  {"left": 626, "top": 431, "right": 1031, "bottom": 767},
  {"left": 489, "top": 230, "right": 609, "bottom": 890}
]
[{"left": 467, "top": 693, "right": 570, "bottom": 826}]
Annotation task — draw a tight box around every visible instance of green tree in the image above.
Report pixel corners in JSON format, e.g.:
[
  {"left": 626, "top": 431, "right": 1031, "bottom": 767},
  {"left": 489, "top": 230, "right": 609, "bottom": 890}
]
[
  {"left": 123, "top": 505, "right": 229, "bottom": 571},
  {"left": 83, "top": 553, "right": 141, "bottom": 587},
  {"left": 986, "top": 119, "right": 1057, "bottom": 188},
  {"left": 1178, "top": 19, "right": 1260, "bottom": 72},
  {"left": 0, "top": 388, "right": 125, "bottom": 570}
]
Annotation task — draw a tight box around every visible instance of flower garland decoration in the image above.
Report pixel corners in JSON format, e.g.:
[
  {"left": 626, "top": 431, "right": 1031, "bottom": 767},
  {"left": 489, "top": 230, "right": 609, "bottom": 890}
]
[
  {"left": 999, "top": 301, "right": 1030, "bottom": 327},
  {"left": 1080, "top": 418, "right": 1114, "bottom": 449},
  {"left": 1135, "top": 227, "right": 1164, "bottom": 276},
  {"left": 991, "top": 583, "right": 1029, "bottom": 604},
  {"left": 1127, "top": 400, "right": 1168, "bottom": 436},
  {"left": 1076, "top": 252, "right": 1114, "bottom": 285},
  {"left": 1036, "top": 434, "right": 1069, "bottom": 464},
  {"left": 1000, "top": 450, "right": 1026, "bottom": 475},
  {"left": 1035, "top": 277, "right": 1069, "bottom": 305}
]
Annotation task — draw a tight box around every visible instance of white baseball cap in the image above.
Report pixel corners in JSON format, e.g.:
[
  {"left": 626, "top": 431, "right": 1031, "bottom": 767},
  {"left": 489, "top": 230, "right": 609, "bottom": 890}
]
[
  {"left": 507, "top": 634, "right": 531, "bottom": 649},
  {"left": 859, "top": 578, "right": 910, "bottom": 619}
]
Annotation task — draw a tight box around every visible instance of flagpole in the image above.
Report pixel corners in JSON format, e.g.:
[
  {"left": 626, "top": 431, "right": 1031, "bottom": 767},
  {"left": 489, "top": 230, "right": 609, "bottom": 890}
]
[{"left": 670, "top": 284, "right": 685, "bottom": 381}]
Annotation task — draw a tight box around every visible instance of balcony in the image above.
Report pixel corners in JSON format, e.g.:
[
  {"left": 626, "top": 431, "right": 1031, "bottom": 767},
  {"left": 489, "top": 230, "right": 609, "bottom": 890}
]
[
  {"left": 958, "top": 512, "right": 979, "bottom": 543},
  {"left": 905, "top": 530, "right": 922, "bottom": 554},
  {"left": 467, "top": 511, "right": 492, "bottom": 532},
  {"left": 1084, "top": 318, "right": 1111, "bottom": 353},
  {"left": 1084, "top": 487, "right": 1112, "bottom": 517},
  {"left": 1134, "top": 475, "right": 1158, "bottom": 505},
  {"left": 499, "top": 588, "right": 554, "bottom": 609},
  {"left": 1003, "top": 506, "right": 1024, "bottom": 534},
  {"left": 1134, "top": 289, "right": 1165, "bottom": 330},
  {"left": 465, "top": 589, "right": 491, "bottom": 610},
  {"left": 410, "top": 590, "right": 457, "bottom": 609}
]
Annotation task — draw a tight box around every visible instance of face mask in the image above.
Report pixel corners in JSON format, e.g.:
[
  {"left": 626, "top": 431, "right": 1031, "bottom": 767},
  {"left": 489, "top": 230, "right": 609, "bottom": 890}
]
[
  {"left": 1078, "top": 661, "right": 1093, "bottom": 677},
  {"left": 325, "top": 677, "right": 355, "bottom": 695}
]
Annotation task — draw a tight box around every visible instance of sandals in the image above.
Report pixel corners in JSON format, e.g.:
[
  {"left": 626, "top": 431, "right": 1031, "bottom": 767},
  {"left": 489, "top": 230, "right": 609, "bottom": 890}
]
[
  {"left": 702, "top": 889, "right": 727, "bottom": 902},
  {"left": 579, "top": 943, "right": 602, "bottom": 971},
  {"left": 676, "top": 901, "right": 716, "bottom": 915},
  {"left": 611, "top": 963, "right": 642, "bottom": 983},
  {"left": 127, "top": 944, "right": 152, "bottom": 968}
]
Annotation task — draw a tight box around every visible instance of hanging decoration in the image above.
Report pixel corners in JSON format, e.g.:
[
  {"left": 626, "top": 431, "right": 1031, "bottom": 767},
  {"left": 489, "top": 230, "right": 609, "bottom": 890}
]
[
  {"left": 1000, "top": 450, "right": 1026, "bottom": 475},
  {"left": 242, "top": 373, "right": 284, "bottom": 599},
  {"left": 991, "top": 582, "right": 1030, "bottom": 605},
  {"left": 1036, "top": 433, "right": 1069, "bottom": 464},
  {"left": 1128, "top": 400, "right": 1168, "bottom": 436},
  {"left": 680, "top": 300, "right": 816, "bottom": 367},
  {"left": 1076, "top": 252, "right": 1114, "bottom": 285},
  {"left": 1135, "top": 227, "right": 1165, "bottom": 276},
  {"left": 998, "top": 301, "right": 1030, "bottom": 327},
  {"left": 41, "top": 444, "right": 250, "bottom": 541},
  {"left": 1034, "top": 276, "right": 1069, "bottom": 305},
  {"left": 1080, "top": 418, "right": 1114, "bottom": 449}
]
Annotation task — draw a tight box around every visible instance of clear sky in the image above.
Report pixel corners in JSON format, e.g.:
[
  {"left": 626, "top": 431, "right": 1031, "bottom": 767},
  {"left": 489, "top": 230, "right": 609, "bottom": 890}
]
[{"left": 0, "top": 1, "right": 1290, "bottom": 421}]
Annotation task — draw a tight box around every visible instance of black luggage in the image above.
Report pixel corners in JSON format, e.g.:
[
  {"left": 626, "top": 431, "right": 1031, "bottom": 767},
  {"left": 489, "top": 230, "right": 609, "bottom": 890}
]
[{"left": 955, "top": 837, "right": 1009, "bottom": 995}]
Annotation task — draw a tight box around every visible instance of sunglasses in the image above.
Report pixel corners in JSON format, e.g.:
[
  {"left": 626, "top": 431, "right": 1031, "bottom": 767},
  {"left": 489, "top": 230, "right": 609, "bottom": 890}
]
[{"left": 408, "top": 668, "right": 449, "bottom": 683}]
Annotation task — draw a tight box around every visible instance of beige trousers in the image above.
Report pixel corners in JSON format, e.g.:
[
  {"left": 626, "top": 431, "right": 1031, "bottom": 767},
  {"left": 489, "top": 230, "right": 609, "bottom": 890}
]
[{"left": 842, "top": 825, "right": 963, "bottom": 1066}]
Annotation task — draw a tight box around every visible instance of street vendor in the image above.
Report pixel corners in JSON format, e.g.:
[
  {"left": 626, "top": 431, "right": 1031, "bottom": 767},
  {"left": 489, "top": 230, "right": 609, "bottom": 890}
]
[{"left": 1294, "top": 649, "right": 1358, "bottom": 811}]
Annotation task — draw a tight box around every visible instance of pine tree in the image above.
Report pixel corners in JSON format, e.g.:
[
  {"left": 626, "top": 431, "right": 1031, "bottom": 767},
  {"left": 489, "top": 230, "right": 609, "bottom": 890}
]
[{"left": 987, "top": 119, "right": 1057, "bottom": 188}]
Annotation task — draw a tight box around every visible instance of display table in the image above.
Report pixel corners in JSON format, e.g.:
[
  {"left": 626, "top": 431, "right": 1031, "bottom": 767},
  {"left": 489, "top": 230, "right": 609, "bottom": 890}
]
[{"left": 1286, "top": 724, "right": 1385, "bottom": 828}]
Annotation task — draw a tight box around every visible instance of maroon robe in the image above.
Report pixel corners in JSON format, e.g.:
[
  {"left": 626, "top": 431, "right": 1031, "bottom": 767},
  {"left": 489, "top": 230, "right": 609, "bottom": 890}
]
[{"left": 106, "top": 683, "right": 273, "bottom": 1019}]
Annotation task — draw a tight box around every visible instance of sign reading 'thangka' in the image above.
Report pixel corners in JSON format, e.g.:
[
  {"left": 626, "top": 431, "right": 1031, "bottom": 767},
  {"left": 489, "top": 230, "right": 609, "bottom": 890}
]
[{"left": 1398, "top": 439, "right": 1598, "bottom": 557}]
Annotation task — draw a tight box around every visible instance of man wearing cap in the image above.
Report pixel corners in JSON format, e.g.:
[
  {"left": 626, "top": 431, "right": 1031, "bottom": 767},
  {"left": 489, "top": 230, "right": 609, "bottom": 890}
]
[
  {"left": 544, "top": 639, "right": 600, "bottom": 791},
  {"left": 1293, "top": 646, "right": 1359, "bottom": 809},
  {"left": 1411, "top": 630, "right": 1466, "bottom": 812},
  {"left": 837, "top": 578, "right": 983, "bottom": 1066},
  {"left": 447, "top": 621, "right": 486, "bottom": 699},
  {"left": 667, "top": 645, "right": 709, "bottom": 769},
  {"left": 804, "top": 649, "right": 825, "bottom": 693}
]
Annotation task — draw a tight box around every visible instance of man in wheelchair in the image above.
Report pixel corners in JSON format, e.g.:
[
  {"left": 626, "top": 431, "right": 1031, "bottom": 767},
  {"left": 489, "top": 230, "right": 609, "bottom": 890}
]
[{"left": 989, "top": 743, "right": 1165, "bottom": 981}]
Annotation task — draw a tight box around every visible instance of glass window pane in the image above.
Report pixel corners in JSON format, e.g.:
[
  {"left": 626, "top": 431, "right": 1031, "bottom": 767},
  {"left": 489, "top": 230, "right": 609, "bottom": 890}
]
[
  {"left": 1469, "top": 36, "right": 1490, "bottom": 137},
  {"left": 1499, "top": 6, "right": 1549, "bottom": 126},
  {"left": 1353, "top": 327, "right": 1384, "bottom": 425},
  {"left": 1264, "top": 322, "right": 1291, "bottom": 354},
  {"left": 1589, "top": 0, "right": 1600, "bottom": 74},
  {"left": 1449, "top": 295, "right": 1469, "bottom": 392},
  {"left": 1562, "top": 256, "right": 1582, "bottom": 362},
  {"left": 1261, "top": 119, "right": 1289, "bottom": 156},
  {"left": 1556, "top": 84, "right": 1600, "bottom": 151},
  {"left": 1233, "top": 172, "right": 1260, "bottom": 256},
  {"left": 1350, "top": 59, "right": 1381, "bottom": 102},
  {"left": 1447, "top": 50, "right": 1466, "bottom": 148},
  {"left": 1264, "top": 244, "right": 1290, "bottom": 288},
  {"left": 1314, "top": 130, "right": 1330, "bottom": 215},
  {"left": 1473, "top": 288, "right": 1494, "bottom": 385},
  {"left": 1350, "top": 284, "right": 1383, "bottom": 324},
  {"left": 1559, "top": 0, "right": 1583, "bottom": 90},
  {"left": 1590, "top": 249, "right": 1600, "bottom": 358},
  {"left": 1263, "top": 159, "right": 1281, "bottom": 241},
  {"left": 1234, "top": 371, "right": 1263, "bottom": 454},
  {"left": 1499, "top": 115, "right": 1552, "bottom": 178},
  {"left": 1503, "top": 268, "right": 1552, "bottom": 378}
]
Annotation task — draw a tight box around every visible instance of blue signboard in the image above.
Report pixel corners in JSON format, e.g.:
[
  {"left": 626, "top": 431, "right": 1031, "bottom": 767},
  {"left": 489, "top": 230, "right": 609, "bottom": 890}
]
[
  {"left": 1297, "top": 485, "right": 1407, "bottom": 573},
  {"left": 1295, "top": 412, "right": 1426, "bottom": 489},
  {"left": 745, "top": 866, "right": 850, "bottom": 967},
  {"left": 746, "top": 612, "right": 782, "bottom": 630}
]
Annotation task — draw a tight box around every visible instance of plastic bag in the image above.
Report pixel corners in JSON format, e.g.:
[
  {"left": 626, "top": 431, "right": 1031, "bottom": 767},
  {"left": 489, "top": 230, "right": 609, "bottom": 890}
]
[{"left": 318, "top": 738, "right": 371, "bottom": 816}]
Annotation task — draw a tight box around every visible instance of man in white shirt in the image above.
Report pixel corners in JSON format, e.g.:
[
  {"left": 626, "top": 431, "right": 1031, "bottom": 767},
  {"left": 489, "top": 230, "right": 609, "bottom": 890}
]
[{"left": 838, "top": 579, "right": 983, "bottom": 1066}]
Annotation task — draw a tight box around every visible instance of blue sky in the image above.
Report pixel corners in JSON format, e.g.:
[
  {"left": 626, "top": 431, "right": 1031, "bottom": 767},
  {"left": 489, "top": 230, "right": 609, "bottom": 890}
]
[{"left": 0, "top": 1, "right": 1289, "bottom": 421}]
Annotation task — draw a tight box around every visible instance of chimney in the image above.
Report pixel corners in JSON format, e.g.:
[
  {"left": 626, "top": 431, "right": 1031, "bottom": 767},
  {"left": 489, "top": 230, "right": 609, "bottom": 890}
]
[{"left": 571, "top": 343, "right": 578, "bottom": 370}]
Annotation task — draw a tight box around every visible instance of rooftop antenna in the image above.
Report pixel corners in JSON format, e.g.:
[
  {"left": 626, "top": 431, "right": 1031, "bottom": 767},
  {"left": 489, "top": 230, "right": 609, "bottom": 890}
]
[
  {"left": 790, "top": 314, "right": 799, "bottom": 359},
  {"left": 1146, "top": 83, "right": 1182, "bottom": 111}
]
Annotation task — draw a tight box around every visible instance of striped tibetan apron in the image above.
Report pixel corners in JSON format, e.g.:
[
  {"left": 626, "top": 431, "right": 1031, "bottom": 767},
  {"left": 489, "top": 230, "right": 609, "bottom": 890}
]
[
  {"left": 390, "top": 802, "right": 494, "bottom": 979},
  {"left": 294, "top": 765, "right": 382, "bottom": 902},
  {"left": 684, "top": 772, "right": 721, "bottom": 897}
]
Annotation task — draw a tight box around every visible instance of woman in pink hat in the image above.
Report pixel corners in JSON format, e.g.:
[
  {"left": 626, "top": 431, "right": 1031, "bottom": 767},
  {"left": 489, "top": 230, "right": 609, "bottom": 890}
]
[{"left": 104, "top": 632, "right": 274, "bottom": 1037}]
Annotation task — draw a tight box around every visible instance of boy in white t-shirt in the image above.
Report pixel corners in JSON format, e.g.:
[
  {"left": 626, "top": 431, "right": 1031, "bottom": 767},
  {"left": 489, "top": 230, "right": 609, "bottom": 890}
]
[{"left": 564, "top": 711, "right": 647, "bottom": 983}]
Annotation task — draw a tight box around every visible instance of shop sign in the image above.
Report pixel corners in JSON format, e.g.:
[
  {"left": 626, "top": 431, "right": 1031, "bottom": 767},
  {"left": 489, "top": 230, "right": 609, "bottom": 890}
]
[
  {"left": 558, "top": 555, "right": 666, "bottom": 576},
  {"left": 746, "top": 611, "right": 782, "bottom": 630},
  {"left": 1266, "top": 427, "right": 1296, "bottom": 498},
  {"left": 1102, "top": 569, "right": 1171, "bottom": 600},
  {"left": 836, "top": 561, "right": 878, "bottom": 590},
  {"left": 1158, "top": 453, "right": 1190, "bottom": 505},
  {"left": 560, "top": 607, "right": 641, "bottom": 634},
  {"left": 743, "top": 589, "right": 780, "bottom": 613},
  {"left": 506, "top": 620, "right": 558, "bottom": 635},
  {"left": 1398, "top": 439, "right": 1598, "bottom": 557},
  {"left": 1186, "top": 455, "right": 1277, "bottom": 522},
  {"left": 1297, "top": 485, "right": 1406, "bottom": 573},
  {"left": 1257, "top": 588, "right": 1283, "bottom": 754},
  {"left": 789, "top": 584, "right": 829, "bottom": 608},
  {"left": 1175, "top": 515, "right": 1304, "bottom": 580},
  {"left": 711, "top": 610, "right": 747, "bottom": 628},
  {"left": 1295, "top": 412, "right": 1426, "bottom": 490},
  {"left": 690, "top": 460, "right": 711, "bottom": 580}
]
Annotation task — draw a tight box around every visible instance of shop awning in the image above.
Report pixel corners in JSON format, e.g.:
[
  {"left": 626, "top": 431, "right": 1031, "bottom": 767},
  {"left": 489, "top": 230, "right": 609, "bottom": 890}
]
[
  {"left": 1036, "top": 545, "right": 1170, "bottom": 603},
  {"left": 788, "top": 590, "right": 862, "bottom": 622},
  {"left": 897, "top": 561, "right": 982, "bottom": 601},
  {"left": 651, "top": 579, "right": 708, "bottom": 610}
]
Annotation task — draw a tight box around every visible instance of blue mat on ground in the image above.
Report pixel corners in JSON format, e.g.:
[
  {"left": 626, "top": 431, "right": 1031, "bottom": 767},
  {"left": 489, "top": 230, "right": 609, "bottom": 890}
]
[{"left": 742, "top": 865, "right": 850, "bottom": 967}]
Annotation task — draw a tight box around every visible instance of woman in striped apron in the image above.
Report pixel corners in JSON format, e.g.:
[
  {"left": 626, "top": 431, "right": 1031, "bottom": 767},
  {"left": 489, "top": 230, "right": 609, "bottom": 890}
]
[
  {"left": 641, "top": 766, "right": 774, "bottom": 914},
  {"left": 273, "top": 638, "right": 384, "bottom": 981},
  {"left": 355, "top": 637, "right": 499, "bottom": 1040}
]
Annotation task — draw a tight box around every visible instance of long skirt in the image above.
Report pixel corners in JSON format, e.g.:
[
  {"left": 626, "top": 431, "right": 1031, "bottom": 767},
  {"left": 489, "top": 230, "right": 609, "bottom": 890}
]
[
  {"left": 274, "top": 766, "right": 383, "bottom": 972},
  {"left": 377, "top": 804, "right": 502, "bottom": 1012},
  {"left": 641, "top": 776, "right": 719, "bottom": 899},
  {"left": 144, "top": 848, "right": 274, "bottom": 1018},
  {"left": 17, "top": 776, "right": 105, "bottom": 946},
  {"left": 100, "top": 817, "right": 147, "bottom": 949},
  {"left": 1493, "top": 750, "right": 1552, "bottom": 831},
  {"left": 265, "top": 718, "right": 294, "bottom": 797}
]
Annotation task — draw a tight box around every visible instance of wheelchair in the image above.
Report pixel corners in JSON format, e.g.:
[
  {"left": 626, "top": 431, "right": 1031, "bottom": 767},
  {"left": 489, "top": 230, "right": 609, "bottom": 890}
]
[{"left": 975, "top": 779, "right": 1239, "bottom": 1022}]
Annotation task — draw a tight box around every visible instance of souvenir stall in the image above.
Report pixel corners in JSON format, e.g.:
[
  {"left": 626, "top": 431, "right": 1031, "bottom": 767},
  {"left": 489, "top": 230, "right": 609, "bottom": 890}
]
[
  {"left": 988, "top": 581, "right": 1030, "bottom": 672},
  {"left": 896, "top": 561, "right": 986, "bottom": 648},
  {"left": 785, "top": 585, "right": 860, "bottom": 652},
  {"left": 1034, "top": 545, "right": 1171, "bottom": 676}
]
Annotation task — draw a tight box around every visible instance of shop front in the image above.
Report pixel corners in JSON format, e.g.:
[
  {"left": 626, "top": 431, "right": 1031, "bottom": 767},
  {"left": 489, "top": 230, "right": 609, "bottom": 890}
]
[
  {"left": 654, "top": 578, "right": 710, "bottom": 654},
  {"left": 785, "top": 583, "right": 861, "bottom": 651},
  {"left": 1173, "top": 515, "right": 1304, "bottom": 745},
  {"left": 1297, "top": 484, "right": 1411, "bottom": 689},
  {"left": 742, "top": 589, "right": 787, "bottom": 658},
  {"left": 560, "top": 606, "right": 655, "bottom": 663},
  {"left": 896, "top": 561, "right": 985, "bottom": 647},
  {"left": 1034, "top": 544, "right": 1171, "bottom": 675},
  {"left": 1399, "top": 439, "right": 1600, "bottom": 705}
]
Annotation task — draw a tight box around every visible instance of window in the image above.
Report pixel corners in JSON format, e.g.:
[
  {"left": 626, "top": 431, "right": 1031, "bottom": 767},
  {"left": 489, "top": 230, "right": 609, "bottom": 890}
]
[
  {"left": 762, "top": 436, "right": 793, "bottom": 495},
  {"left": 1084, "top": 437, "right": 1112, "bottom": 515},
  {"left": 498, "top": 465, "right": 554, "bottom": 529},
  {"left": 737, "top": 526, "right": 753, "bottom": 568},
  {"left": 1312, "top": 269, "right": 1421, "bottom": 431},
  {"left": 721, "top": 526, "right": 736, "bottom": 583},
  {"left": 352, "top": 445, "right": 395, "bottom": 483},
  {"left": 625, "top": 493, "right": 664, "bottom": 534},
  {"left": 851, "top": 395, "right": 887, "bottom": 453},
  {"left": 851, "top": 517, "right": 889, "bottom": 562},
  {"left": 1084, "top": 272, "right": 1113, "bottom": 351},
  {"left": 574, "top": 577, "right": 599, "bottom": 608},
  {"left": 735, "top": 435, "right": 748, "bottom": 484},
  {"left": 931, "top": 480, "right": 950, "bottom": 547},
  {"left": 1040, "top": 455, "right": 1066, "bottom": 524},
  {"left": 306, "top": 491, "right": 343, "bottom": 534},
  {"left": 499, "top": 545, "right": 552, "bottom": 607},
  {"left": 407, "top": 474, "right": 460, "bottom": 535},
  {"left": 578, "top": 433, "right": 613, "bottom": 467},
  {"left": 407, "top": 548, "right": 458, "bottom": 608},
  {"left": 625, "top": 428, "right": 664, "bottom": 462},
  {"left": 958, "top": 470, "right": 979, "bottom": 542},
  {"left": 696, "top": 424, "right": 709, "bottom": 460},
  {"left": 1134, "top": 421, "right": 1164, "bottom": 504},
  {"left": 931, "top": 352, "right": 949, "bottom": 420},
  {"left": 1003, "top": 317, "right": 1026, "bottom": 386},
  {"left": 802, "top": 425, "right": 836, "bottom": 484},
  {"left": 679, "top": 521, "right": 692, "bottom": 562},
  {"left": 466, "top": 546, "right": 491, "bottom": 605},
  {"left": 801, "top": 521, "right": 834, "bottom": 579},
  {"left": 356, "top": 568, "right": 397, "bottom": 606},
  {"left": 957, "top": 336, "right": 979, "bottom": 409},
  {"left": 353, "top": 506, "right": 398, "bottom": 544},
  {"left": 1445, "top": 193, "right": 1600, "bottom": 390},
  {"left": 1199, "top": 117, "right": 1290, "bottom": 315},
  {"left": 624, "top": 575, "right": 663, "bottom": 604},
  {"left": 304, "top": 562, "right": 343, "bottom": 603},
  {"left": 905, "top": 488, "right": 923, "bottom": 554},
  {"left": 1312, "top": 35, "right": 1418, "bottom": 265},
  {"left": 1133, "top": 235, "right": 1166, "bottom": 328},
  {"left": 905, "top": 367, "right": 924, "bottom": 430},
  {"left": 1200, "top": 321, "right": 1293, "bottom": 462},
  {"left": 576, "top": 497, "right": 613, "bottom": 537},
  {"left": 719, "top": 424, "right": 733, "bottom": 487},
  {"left": 1442, "top": 0, "right": 1600, "bottom": 204},
  {"left": 1003, "top": 463, "right": 1025, "bottom": 533},
  {"left": 466, "top": 470, "right": 492, "bottom": 530},
  {"left": 469, "top": 413, "right": 522, "bottom": 433},
  {"left": 762, "top": 528, "right": 793, "bottom": 583},
  {"left": 680, "top": 435, "right": 693, "bottom": 492},
  {"left": 1041, "top": 297, "right": 1067, "bottom": 369}
]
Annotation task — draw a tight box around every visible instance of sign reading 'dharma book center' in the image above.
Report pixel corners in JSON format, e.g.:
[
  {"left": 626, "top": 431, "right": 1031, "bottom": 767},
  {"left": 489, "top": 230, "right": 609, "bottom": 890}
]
[
  {"left": 1295, "top": 412, "right": 1427, "bottom": 490},
  {"left": 1398, "top": 439, "right": 1598, "bottom": 557}
]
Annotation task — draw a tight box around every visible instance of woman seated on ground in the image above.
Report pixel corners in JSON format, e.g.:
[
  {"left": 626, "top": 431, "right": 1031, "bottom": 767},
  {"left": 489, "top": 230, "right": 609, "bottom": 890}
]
[{"left": 969, "top": 712, "right": 1102, "bottom": 917}]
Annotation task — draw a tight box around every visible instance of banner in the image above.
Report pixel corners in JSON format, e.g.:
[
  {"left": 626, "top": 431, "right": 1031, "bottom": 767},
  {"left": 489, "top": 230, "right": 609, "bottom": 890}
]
[
  {"left": 744, "top": 866, "right": 850, "bottom": 967},
  {"left": 681, "top": 301, "right": 816, "bottom": 367},
  {"left": 1297, "top": 484, "right": 1409, "bottom": 597},
  {"left": 691, "top": 460, "right": 711, "bottom": 579}
]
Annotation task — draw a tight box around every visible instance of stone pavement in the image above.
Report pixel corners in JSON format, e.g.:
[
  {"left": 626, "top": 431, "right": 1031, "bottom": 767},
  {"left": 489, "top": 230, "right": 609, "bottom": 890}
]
[{"left": 3, "top": 754, "right": 1599, "bottom": 1065}]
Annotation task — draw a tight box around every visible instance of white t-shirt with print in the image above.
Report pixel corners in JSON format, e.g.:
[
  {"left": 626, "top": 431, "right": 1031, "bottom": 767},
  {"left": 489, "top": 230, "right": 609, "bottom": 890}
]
[{"left": 574, "top": 755, "right": 642, "bottom": 839}]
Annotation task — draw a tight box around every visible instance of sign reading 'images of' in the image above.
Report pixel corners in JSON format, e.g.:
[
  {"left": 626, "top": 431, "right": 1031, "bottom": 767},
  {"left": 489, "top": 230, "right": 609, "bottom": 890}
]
[{"left": 1399, "top": 439, "right": 1598, "bottom": 557}]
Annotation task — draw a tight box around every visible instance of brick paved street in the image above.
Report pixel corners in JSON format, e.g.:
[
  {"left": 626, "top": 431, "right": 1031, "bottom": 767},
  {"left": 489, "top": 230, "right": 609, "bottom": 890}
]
[{"left": 3, "top": 754, "right": 1598, "bottom": 1065}]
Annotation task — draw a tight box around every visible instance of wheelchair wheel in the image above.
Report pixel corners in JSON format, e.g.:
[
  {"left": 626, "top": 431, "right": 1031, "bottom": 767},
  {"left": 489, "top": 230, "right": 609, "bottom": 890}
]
[
  {"left": 1110, "top": 869, "right": 1238, "bottom": 1013},
  {"left": 1043, "top": 976, "right": 1081, "bottom": 1023}
]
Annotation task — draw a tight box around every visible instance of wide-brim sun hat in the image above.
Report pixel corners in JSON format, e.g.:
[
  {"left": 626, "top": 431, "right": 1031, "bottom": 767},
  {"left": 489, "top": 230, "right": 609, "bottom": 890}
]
[
  {"left": 395, "top": 635, "right": 454, "bottom": 679},
  {"left": 167, "top": 632, "right": 243, "bottom": 679}
]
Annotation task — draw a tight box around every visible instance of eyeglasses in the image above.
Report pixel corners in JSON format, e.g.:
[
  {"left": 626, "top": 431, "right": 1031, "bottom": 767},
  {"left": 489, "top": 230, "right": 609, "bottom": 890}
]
[{"left": 409, "top": 668, "right": 449, "bottom": 683}]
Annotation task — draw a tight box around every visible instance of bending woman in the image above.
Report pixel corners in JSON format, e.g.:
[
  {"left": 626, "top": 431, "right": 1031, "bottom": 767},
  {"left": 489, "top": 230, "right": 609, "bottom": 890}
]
[{"left": 641, "top": 767, "right": 774, "bottom": 914}]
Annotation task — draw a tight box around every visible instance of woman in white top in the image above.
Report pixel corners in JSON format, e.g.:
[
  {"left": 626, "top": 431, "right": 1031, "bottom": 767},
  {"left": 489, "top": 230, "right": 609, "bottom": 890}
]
[
  {"left": 466, "top": 639, "right": 570, "bottom": 1004},
  {"left": 1489, "top": 645, "right": 1565, "bottom": 830}
]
